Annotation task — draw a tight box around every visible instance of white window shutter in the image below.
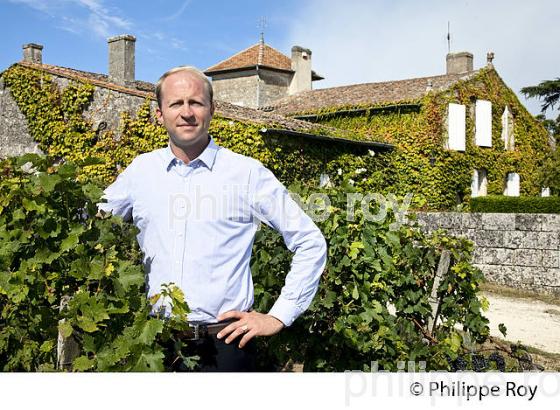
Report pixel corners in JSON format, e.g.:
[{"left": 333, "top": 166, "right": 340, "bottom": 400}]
[
  {"left": 504, "top": 172, "right": 520, "bottom": 196},
  {"left": 447, "top": 103, "right": 466, "bottom": 151},
  {"left": 475, "top": 100, "right": 492, "bottom": 147}
]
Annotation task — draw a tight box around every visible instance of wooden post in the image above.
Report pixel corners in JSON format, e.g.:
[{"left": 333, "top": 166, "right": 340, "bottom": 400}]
[
  {"left": 427, "top": 250, "right": 451, "bottom": 335},
  {"left": 56, "top": 295, "right": 80, "bottom": 371}
]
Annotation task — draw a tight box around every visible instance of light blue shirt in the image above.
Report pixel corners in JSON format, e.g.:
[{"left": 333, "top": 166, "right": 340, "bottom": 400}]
[{"left": 100, "top": 137, "right": 327, "bottom": 326}]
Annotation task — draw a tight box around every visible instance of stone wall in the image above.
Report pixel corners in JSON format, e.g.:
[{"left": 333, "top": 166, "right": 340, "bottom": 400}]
[
  {"left": 83, "top": 85, "right": 156, "bottom": 134},
  {"left": 50, "top": 76, "right": 153, "bottom": 138},
  {"left": 0, "top": 78, "right": 41, "bottom": 158},
  {"left": 258, "top": 70, "right": 291, "bottom": 107},
  {"left": 211, "top": 69, "right": 291, "bottom": 109},
  {"left": 212, "top": 71, "right": 259, "bottom": 108},
  {"left": 416, "top": 212, "right": 560, "bottom": 296},
  {"left": 0, "top": 74, "right": 153, "bottom": 159}
]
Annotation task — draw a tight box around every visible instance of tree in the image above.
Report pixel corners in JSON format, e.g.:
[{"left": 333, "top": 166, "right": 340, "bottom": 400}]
[
  {"left": 522, "top": 79, "right": 560, "bottom": 194},
  {"left": 522, "top": 78, "right": 560, "bottom": 145},
  {"left": 521, "top": 78, "right": 560, "bottom": 113},
  {"left": 522, "top": 78, "right": 560, "bottom": 144},
  {"left": 540, "top": 148, "right": 560, "bottom": 195},
  {"left": 535, "top": 113, "right": 560, "bottom": 144}
]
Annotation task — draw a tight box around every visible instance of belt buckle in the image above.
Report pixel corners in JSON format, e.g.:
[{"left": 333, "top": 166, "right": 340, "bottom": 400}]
[{"left": 187, "top": 323, "right": 208, "bottom": 341}]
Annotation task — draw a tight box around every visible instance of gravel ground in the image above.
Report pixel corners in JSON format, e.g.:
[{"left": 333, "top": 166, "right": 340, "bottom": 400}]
[{"left": 483, "top": 291, "right": 560, "bottom": 354}]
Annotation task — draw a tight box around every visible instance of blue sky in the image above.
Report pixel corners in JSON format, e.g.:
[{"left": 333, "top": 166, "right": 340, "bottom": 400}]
[
  {"left": 2, "top": 0, "right": 559, "bottom": 116},
  {"left": 1, "top": 0, "right": 299, "bottom": 82}
]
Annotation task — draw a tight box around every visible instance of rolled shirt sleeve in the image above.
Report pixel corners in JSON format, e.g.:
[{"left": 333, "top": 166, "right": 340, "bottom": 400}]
[{"left": 249, "top": 163, "right": 327, "bottom": 326}]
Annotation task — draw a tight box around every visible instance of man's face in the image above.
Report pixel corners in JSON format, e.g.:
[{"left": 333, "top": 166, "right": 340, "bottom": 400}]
[{"left": 156, "top": 71, "right": 214, "bottom": 154}]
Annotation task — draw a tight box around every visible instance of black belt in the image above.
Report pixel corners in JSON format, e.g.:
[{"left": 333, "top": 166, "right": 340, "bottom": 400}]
[{"left": 176, "top": 320, "right": 234, "bottom": 341}]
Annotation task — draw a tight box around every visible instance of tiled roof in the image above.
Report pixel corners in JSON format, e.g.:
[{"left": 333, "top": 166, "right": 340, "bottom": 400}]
[
  {"left": 205, "top": 43, "right": 292, "bottom": 73},
  {"left": 17, "top": 61, "right": 155, "bottom": 98},
  {"left": 215, "top": 100, "right": 392, "bottom": 148},
  {"left": 268, "top": 71, "right": 480, "bottom": 115},
  {"left": 215, "top": 100, "right": 321, "bottom": 132}
]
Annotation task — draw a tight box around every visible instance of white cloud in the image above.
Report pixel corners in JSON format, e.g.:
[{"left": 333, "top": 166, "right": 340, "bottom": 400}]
[
  {"left": 8, "top": 0, "right": 132, "bottom": 39},
  {"left": 284, "top": 0, "right": 560, "bottom": 116},
  {"left": 74, "top": 0, "right": 131, "bottom": 30},
  {"left": 159, "top": 0, "right": 192, "bottom": 22},
  {"left": 10, "top": 0, "right": 187, "bottom": 63}
]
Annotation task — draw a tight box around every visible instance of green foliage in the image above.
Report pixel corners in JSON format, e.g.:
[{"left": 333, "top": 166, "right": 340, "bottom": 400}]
[
  {"left": 252, "top": 183, "right": 490, "bottom": 371},
  {"left": 2, "top": 66, "right": 97, "bottom": 163},
  {"left": 211, "top": 119, "right": 394, "bottom": 192},
  {"left": 1, "top": 65, "right": 500, "bottom": 372},
  {"left": 540, "top": 147, "right": 560, "bottom": 195},
  {"left": 469, "top": 195, "right": 560, "bottom": 213},
  {"left": 535, "top": 114, "right": 560, "bottom": 146},
  {"left": 521, "top": 78, "right": 560, "bottom": 113},
  {"left": 0, "top": 154, "right": 195, "bottom": 371}
]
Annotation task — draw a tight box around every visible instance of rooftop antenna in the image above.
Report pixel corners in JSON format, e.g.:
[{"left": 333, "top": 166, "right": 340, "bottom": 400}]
[
  {"left": 257, "top": 16, "right": 267, "bottom": 65},
  {"left": 447, "top": 21, "right": 451, "bottom": 53},
  {"left": 258, "top": 16, "right": 267, "bottom": 42}
]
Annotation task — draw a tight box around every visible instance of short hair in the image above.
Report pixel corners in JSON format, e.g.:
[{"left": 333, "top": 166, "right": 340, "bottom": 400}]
[{"left": 155, "top": 66, "right": 213, "bottom": 108}]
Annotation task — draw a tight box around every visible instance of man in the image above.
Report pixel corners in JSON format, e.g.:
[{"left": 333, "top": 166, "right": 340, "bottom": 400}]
[{"left": 100, "top": 66, "right": 327, "bottom": 371}]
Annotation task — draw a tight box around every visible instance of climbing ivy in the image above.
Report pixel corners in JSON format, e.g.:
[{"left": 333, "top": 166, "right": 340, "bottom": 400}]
[
  {"left": 289, "top": 68, "right": 552, "bottom": 209},
  {"left": 2, "top": 66, "right": 97, "bottom": 163}
]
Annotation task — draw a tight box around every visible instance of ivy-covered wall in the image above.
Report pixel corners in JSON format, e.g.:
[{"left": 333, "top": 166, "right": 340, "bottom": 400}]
[
  {"left": 0, "top": 65, "right": 391, "bottom": 193},
  {"left": 292, "top": 68, "right": 552, "bottom": 210}
]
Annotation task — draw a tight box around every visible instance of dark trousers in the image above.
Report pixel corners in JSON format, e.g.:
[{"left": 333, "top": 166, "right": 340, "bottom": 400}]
[{"left": 165, "top": 334, "right": 257, "bottom": 372}]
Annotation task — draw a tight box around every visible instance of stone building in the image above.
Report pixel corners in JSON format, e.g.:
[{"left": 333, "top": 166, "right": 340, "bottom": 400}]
[
  {"left": 204, "top": 37, "right": 323, "bottom": 109},
  {"left": 0, "top": 37, "right": 155, "bottom": 158},
  {"left": 205, "top": 42, "right": 552, "bottom": 205},
  {"left": 265, "top": 51, "right": 552, "bottom": 206}
]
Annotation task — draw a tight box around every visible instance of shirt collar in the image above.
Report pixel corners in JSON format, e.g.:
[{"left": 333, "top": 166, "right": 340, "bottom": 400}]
[
  {"left": 164, "top": 136, "right": 219, "bottom": 171},
  {"left": 196, "top": 136, "right": 219, "bottom": 170}
]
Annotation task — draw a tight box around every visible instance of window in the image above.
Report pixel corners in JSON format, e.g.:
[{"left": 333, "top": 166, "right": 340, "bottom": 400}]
[
  {"left": 447, "top": 103, "right": 466, "bottom": 151},
  {"left": 475, "top": 100, "right": 492, "bottom": 147},
  {"left": 471, "top": 169, "right": 488, "bottom": 197},
  {"left": 501, "top": 106, "right": 514, "bottom": 150},
  {"left": 504, "top": 172, "right": 520, "bottom": 196}
]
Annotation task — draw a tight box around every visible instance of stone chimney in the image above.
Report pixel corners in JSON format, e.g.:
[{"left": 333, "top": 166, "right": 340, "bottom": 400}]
[
  {"left": 288, "top": 46, "right": 312, "bottom": 95},
  {"left": 22, "top": 43, "right": 43, "bottom": 64},
  {"left": 108, "top": 34, "right": 136, "bottom": 84},
  {"left": 446, "top": 51, "right": 473, "bottom": 75}
]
